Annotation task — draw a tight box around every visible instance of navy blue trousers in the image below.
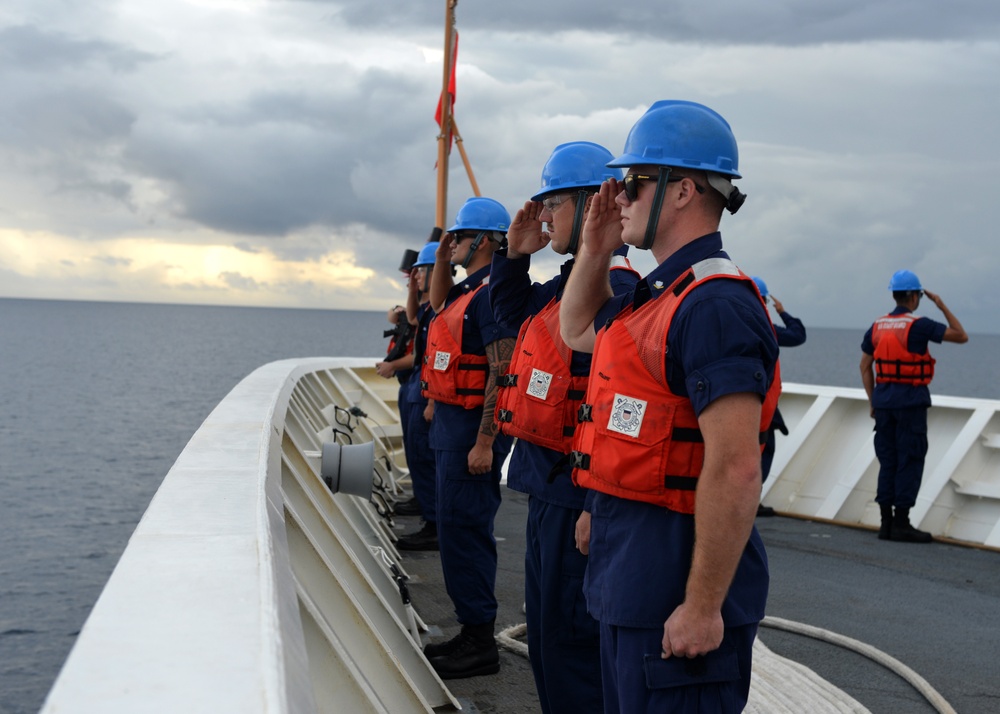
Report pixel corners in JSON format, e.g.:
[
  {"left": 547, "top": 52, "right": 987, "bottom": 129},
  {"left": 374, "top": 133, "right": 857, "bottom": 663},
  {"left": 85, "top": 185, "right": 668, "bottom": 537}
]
[
  {"left": 398, "top": 382, "right": 410, "bottom": 446},
  {"left": 404, "top": 401, "right": 436, "bottom": 522},
  {"left": 599, "top": 622, "right": 757, "bottom": 714},
  {"left": 524, "top": 498, "right": 602, "bottom": 714},
  {"left": 435, "top": 447, "right": 505, "bottom": 625},
  {"left": 873, "top": 406, "right": 928, "bottom": 509}
]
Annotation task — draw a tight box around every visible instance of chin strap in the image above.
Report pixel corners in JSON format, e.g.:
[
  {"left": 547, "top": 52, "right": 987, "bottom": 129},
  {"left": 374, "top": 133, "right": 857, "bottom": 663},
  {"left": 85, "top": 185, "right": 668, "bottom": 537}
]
[
  {"left": 641, "top": 166, "right": 672, "bottom": 251},
  {"left": 461, "top": 230, "right": 487, "bottom": 270},
  {"left": 566, "top": 190, "right": 589, "bottom": 255}
]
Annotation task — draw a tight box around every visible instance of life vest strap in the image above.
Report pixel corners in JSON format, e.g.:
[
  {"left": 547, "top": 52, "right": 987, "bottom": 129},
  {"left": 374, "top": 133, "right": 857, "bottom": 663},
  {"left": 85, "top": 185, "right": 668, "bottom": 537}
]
[
  {"left": 573, "top": 451, "right": 700, "bottom": 494},
  {"left": 875, "top": 358, "right": 933, "bottom": 380},
  {"left": 498, "top": 374, "right": 518, "bottom": 387},
  {"left": 672, "top": 427, "right": 703, "bottom": 443},
  {"left": 672, "top": 272, "right": 696, "bottom": 296},
  {"left": 663, "top": 475, "right": 698, "bottom": 491}
]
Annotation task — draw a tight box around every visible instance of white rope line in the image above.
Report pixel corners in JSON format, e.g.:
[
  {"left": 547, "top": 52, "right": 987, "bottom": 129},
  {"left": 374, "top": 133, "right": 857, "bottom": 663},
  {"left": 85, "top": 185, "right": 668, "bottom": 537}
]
[
  {"left": 746, "top": 639, "right": 870, "bottom": 713},
  {"left": 497, "top": 618, "right": 956, "bottom": 713},
  {"left": 761, "top": 616, "right": 957, "bottom": 714},
  {"left": 496, "top": 623, "right": 529, "bottom": 658}
]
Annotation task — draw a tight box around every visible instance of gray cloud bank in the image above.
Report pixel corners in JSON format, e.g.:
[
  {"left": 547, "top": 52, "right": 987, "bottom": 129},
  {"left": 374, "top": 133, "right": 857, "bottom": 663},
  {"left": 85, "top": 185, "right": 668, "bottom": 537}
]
[{"left": 1, "top": 1, "right": 999, "bottom": 333}]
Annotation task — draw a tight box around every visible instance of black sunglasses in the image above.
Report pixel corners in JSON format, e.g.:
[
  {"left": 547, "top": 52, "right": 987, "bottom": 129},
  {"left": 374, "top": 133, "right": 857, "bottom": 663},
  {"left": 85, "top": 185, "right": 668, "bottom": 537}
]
[{"left": 622, "top": 172, "right": 706, "bottom": 201}]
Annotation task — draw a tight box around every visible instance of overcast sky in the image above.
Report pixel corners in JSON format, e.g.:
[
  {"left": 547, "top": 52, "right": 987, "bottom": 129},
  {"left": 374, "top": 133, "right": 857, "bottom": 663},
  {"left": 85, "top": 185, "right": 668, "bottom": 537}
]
[{"left": 2, "top": 0, "right": 999, "bottom": 333}]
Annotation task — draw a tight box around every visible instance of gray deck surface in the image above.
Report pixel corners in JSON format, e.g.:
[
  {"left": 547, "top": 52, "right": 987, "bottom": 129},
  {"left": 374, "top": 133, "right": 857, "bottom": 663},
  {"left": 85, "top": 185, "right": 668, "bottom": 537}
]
[{"left": 397, "top": 492, "right": 1000, "bottom": 713}]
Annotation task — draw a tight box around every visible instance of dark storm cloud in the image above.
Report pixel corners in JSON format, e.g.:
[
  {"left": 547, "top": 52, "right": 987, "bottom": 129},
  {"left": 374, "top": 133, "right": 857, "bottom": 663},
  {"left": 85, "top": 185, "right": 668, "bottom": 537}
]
[
  {"left": 324, "top": 0, "right": 1000, "bottom": 44},
  {"left": 3, "top": 88, "right": 136, "bottom": 151},
  {"left": 124, "top": 66, "right": 435, "bottom": 238},
  {"left": 0, "top": 24, "right": 155, "bottom": 72}
]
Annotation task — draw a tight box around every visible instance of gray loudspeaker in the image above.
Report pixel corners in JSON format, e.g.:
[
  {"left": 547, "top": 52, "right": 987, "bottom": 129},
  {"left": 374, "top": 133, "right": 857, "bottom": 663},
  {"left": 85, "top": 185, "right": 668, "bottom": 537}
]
[{"left": 320, "top": 441, "right": 374, "bottom": 500}]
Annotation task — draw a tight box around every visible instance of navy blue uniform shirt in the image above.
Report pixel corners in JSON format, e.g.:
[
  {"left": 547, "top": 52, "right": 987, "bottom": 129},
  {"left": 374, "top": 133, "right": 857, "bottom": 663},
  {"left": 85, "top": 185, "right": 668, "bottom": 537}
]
[
  {"left": 861, "top": 306, "right": 947, "bottom": 409},
  {"left": 775, "top": 311, "right": 806, "bottom": 347},
  {"left": 404, "top": 301, "right": 434, "bottom": 406},
  {"left": 584, "top": 232, "right": 775, "bottom": 628}
]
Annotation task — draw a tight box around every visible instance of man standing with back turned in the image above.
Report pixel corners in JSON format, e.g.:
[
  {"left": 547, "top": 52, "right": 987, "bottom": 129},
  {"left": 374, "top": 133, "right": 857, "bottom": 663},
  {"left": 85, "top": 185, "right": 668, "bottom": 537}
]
[
  {"left": 560, "top": 100, "right": 779, "bottom": 713},
  {"left": 860, "top": 269, "right": 967, "bottom": 543}
]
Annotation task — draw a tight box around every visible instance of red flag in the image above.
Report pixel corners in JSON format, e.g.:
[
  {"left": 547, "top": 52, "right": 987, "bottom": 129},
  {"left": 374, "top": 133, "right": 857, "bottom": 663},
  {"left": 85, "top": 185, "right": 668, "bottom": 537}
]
[{"left": 434, "top": 30, "right": 458, "bottom": 153}]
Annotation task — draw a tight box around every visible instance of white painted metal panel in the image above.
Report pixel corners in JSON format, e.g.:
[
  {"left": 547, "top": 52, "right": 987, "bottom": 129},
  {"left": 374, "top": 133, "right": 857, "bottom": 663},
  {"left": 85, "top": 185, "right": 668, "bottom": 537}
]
[
  {"left": 764, "top": 383, "right": 1000, "bottom": 548},
  {"left": 42, "top": 363, "right": 1000, "bottom": 714},
  {"left": 40, "top": 358, "right": 458, "bottom": 714}
]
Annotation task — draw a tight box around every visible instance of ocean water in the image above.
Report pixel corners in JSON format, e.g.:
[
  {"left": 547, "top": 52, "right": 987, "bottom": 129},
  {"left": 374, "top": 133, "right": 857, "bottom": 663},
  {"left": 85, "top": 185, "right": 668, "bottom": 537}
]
[
  {"left": 0, "top": 299, "right": 388, "bottom": 714},
  {"left": 0, "top": 298, "right": 996, "bottom": 714}
]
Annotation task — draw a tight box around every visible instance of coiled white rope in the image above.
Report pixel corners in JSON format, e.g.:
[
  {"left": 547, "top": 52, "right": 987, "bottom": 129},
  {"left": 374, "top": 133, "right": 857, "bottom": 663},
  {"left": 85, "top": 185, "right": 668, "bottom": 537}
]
[
  {"left": 498, "top": 618, "right": 957, "bottom": 714},
  {"left": 761, "top": 616, "right": 957, "bottom": 714},
  {"left": 496, "top": 623, "right": 529, "bottom": 658}
]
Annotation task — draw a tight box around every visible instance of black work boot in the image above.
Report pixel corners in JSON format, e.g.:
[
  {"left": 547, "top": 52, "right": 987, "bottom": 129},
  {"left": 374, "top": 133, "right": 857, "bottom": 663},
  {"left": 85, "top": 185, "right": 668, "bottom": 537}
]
[
  {"left": 393, "top": 497, "right": 423, "bottom": 517},
  {"left": 890, "top": 507, "right": 933, "bottom": 543},
  {"left": 878, "top": 504, "right": 894, "bottom": 540},
  {"left": 397, "top": 521, "right": 438, "bottom": 551},
  {"left": 423, "top": 628, "right": 466, "bottom": 659},
  {"left": 430, "top": 620, "right": 500, "bottom": 680}
]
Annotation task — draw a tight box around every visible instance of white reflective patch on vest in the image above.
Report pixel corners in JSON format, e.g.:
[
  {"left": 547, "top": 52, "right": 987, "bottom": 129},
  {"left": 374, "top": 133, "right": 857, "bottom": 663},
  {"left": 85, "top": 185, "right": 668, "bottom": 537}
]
[
  {"left": 434, "top": 351, "right": 452, "bottom": 371},
  {"left": 607, "top": 394, "right": 647, "bottom": 437},
  {"left": 526, "top": 368, "right": 553, "bottom": 400}
]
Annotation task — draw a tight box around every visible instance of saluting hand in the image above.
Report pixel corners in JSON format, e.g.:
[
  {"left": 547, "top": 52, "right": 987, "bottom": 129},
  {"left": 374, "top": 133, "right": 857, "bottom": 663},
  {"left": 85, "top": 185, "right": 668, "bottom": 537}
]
[
  {"left": 506, "top": 200, "right": 549, "bottom": 259},
  {"left": 580, "top": 178, "right": 624, "bottom": 256},
  {"left": 436, "top": 233, "right": 454, "bottom": 262},
  {"left": 923, "top": 289, "right": 944, "bottom": 309}
]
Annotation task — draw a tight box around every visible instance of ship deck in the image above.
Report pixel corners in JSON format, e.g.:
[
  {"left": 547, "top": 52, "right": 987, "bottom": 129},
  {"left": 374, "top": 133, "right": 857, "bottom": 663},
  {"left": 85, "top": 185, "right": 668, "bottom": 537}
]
[
  {"left": 40, "top": 359, "right": 1000, "bottom": 713},
  {"left": 401, "top": 494, "right": 1000, "bottom": 713}
]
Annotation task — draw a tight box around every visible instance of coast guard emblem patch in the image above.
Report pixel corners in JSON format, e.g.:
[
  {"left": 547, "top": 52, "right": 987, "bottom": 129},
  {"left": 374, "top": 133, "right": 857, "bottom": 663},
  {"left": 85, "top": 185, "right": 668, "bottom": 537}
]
[
  {"left": 607, "top": 394, "right": 646, "bottom": 437},
  {"left": 434, "top": 351, "right": 451, "bottom": 371},
  {"left": 527, "top": 368, "right": 553, "bottom": 400}
]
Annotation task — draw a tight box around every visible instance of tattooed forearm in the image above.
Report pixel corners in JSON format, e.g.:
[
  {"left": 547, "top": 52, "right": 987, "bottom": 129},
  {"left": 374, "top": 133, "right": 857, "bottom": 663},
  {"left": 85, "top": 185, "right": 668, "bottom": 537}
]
[{"left": 481, "top": 337, "right": 515, "bottom": 438}]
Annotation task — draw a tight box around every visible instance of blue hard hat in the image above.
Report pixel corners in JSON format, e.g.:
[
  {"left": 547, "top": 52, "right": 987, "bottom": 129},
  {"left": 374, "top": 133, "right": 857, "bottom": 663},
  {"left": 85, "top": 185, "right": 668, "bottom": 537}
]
[
  {"left": 413, "top": 242, "right": 438, "bottom": 268},
  {"left": 448, "top": 197, "right": 510, "bottom": 234},
  {"left": 888, "top": 269, "right": 922, "bottom": 291},
  {"left": 531, "top": 142, "right": 623, "bottom": 201},
  {"left": 751, "top": 276, "right": 768, "bottom": 298},
  {"left": 608, "top": 100, "right": 741, "bottom": 178}
]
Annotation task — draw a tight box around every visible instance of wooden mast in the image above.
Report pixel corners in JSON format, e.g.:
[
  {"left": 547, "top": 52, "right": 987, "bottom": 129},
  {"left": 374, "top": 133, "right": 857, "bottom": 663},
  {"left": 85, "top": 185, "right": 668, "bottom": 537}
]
[
  {"left": 434, "top": 0, "right": 458, "bottom": 230},
  {"left": 434, "top": 0, "right": 479, "bottom": 231}
]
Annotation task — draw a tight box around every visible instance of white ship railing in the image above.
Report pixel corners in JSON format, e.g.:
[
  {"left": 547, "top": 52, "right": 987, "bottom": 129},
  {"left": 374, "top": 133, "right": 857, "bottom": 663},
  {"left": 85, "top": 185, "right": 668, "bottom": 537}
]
[
  {"left": 765, "top": 383, "right": 1000, "bottom": 549},
  {"left": 42, "top": 364, "right": 993, "bottom": 712},
  {"left": 41, "top": 357, "right": 459, "bottom": 714}
]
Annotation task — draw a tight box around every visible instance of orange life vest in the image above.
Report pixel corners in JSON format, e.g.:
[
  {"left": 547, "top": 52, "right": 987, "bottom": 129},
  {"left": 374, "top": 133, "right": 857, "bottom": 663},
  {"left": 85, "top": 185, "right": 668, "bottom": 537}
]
[
  {"left": 571, "top": 258, "right": 781, "bottom": 514},
  {"left": 871, "top": 313, "right": 935, "bottom": 386},
  {"left": 420, "top": 285, "right": 489, "bottom": 409},
  {"left": 495, "top": 296, "right": 589, "bottom": 453}
]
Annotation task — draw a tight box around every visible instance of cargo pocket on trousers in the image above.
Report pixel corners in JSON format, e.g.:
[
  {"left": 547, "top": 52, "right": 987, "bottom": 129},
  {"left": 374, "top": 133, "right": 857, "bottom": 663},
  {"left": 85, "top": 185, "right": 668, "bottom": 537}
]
[{"left": 644, "top": 640, "right": 740, "bottom": 692}]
